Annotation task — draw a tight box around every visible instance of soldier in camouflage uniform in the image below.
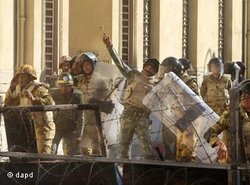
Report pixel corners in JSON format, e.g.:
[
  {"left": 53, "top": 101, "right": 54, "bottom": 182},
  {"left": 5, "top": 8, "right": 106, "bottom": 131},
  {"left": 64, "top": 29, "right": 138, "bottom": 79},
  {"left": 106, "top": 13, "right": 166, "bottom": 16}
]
[
  {"left": 59, "top": 55, "right": 72, "bottom": 73},
  {"left": 160, "top": 57, "right": 199, "bottom": 161},
  {"left": 204, "top": 80, "right": 250, "bottom": 165},
  {"left": 4, "top": 64, "right": 55, "bottom": 154},
  {"left": 50, "top": 72, "right": 83, "bottom": 155},
  {"left": 75, "top": 52, "right": 110, "bottom": 156},
  {"left": 48, "top": 55, "right": 73, "bottom": 88},
  {"left": 200, "top": 57, "right": 232, "bottom": 116},
  {"left": 103, "top": 33, "right": 159, "bottom": 159}
]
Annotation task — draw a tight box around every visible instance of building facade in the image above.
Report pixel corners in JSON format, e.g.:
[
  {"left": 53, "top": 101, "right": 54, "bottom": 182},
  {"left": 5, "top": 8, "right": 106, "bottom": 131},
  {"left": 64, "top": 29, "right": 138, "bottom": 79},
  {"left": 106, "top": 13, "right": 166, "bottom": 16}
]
[{"left": 0, "top": 0, "right": 249, "bottom": 95}]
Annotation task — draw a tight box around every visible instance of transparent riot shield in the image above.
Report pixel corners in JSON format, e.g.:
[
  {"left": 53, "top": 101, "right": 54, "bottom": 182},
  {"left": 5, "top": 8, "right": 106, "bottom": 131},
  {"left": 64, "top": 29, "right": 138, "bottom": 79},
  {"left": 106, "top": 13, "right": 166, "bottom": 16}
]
[
  {"left": 88, "top": 62, "right": 124, "bottom": 158},
  {"left": 143, "top": 72, "right": 220, "bottom": 163}
]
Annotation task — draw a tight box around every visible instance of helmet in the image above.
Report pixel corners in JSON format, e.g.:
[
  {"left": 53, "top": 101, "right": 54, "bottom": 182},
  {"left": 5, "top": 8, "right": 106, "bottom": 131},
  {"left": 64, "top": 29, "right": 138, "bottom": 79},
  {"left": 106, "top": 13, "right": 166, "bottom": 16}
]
[
  {"left": 161, "top": 57, "right": 183, "bottom": 76},
  {"left": 223, "top": 61, "right": 235, "bottom": 74},
  {"left": 208, "top": 57, "right": 223, "bottom": 72},
  {"left": 178, "top": 58, "right": 191, "bottom": 72},
  {"left": 239, "top": 79, "right": 250, "bottom": 95},
  {"left": 143, "top": 58, "right": 160, "bottom": 74},
  {"left": 59, "top": 55, "right": 72, "bottom": 68},
  {"left": 76, "top": 52, "right": 98, "bottom": 66},
  {"left": 16, "top": 64, "right": 37, "bottom": 80},
  {"left": 56, "top": 72, "right": 74, "bottom": 86},
  {"left": 236, "top": 61, "right": 246, "bottom": 77}
]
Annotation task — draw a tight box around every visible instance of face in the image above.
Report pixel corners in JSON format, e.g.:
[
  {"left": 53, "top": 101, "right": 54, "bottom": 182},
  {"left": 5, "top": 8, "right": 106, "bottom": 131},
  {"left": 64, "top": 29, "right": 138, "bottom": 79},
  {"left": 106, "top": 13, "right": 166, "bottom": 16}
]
[
  {"left": 82, "top": 61, "right": 94, "bottom": 75},
  {"left": 241, "top": 92, "right": 250, "bottom": 110},
  {"left": 61, "top": 62, "right": 71, "bottom": 73},
  {"left": 18, "top": 74, "right": 31, "bottom": 88},
  {"left": 71, "top": 60, "right": 82, "bottom": 75},
  {"left": 210, "top": 63, "right": 221, "bottom": 74},
  {"left": 142, "top": 64, "right": 156, "bottom": 77},
  {"left": 58, "top": 84, "right": 72, "bottom": 95}
]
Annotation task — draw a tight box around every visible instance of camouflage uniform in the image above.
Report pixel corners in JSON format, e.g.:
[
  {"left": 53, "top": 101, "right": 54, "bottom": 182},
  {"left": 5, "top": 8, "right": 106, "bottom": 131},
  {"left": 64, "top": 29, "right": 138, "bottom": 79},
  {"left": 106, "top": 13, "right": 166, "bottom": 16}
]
[
  {"left": 200, "top": 74, "right": 232, "bottom": 116},
  {"left": 179, "top": 72, "right": 199, "bottom": 95},
  {"left": 160, "top": 57, "right": 200, "bottom": 161},
  {"left": 106, "top": 46, "right": 155, "bottom": 159},
  {"left": 176, "top": 71, "right": 200, "bottom": 161},
  {"left": 5, "top": 81, "right": 55, "bottom": 154},
  {"left": 49, "top": 87, "right": 83, "bottom": 155}
]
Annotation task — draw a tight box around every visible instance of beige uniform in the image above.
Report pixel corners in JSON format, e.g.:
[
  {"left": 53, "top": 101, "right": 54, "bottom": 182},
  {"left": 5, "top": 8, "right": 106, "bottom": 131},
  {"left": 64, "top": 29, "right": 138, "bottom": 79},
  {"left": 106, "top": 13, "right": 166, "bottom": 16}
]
[
  {"left": 76, "top": 74, "right": 108, "bottom": 156},
  {"left": 204, "top": 106, "right": 250, "bottom": 163},
  {"left": 200, "top": 74, "right": 232, "bottom": 116},
  {"left": 5, "top": 81, "right": 55, "bottom": 154}
]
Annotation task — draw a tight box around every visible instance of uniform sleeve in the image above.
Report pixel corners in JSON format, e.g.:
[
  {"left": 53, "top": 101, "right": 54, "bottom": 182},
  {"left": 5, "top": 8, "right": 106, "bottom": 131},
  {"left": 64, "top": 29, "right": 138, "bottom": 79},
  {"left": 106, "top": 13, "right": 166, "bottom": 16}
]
[
  {"left": 189, "top": 79, "right": 200, "bottom": 95},
  {"left": 227, "top": 77, "right": 232, "bottom": 90},
  {"left": 32, "top": 86, "right": 55, "bottom": 105},
  {"left": 4, "top": 86, "right": 21, "bottom": 106},
  {"left": 106, "top": 46, "right": 132, "bottom": 78},
  {"left": 204, "top": 110, "right": 229, "bottom": 147},
  {"left": 200, "top": 77, "right": 207, "bottom": 100}
]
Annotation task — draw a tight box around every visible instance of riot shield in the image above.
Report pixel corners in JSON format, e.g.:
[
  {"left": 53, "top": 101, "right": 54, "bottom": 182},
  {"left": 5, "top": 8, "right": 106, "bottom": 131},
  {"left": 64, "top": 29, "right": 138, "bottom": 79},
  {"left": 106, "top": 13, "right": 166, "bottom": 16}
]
[
  {"left": 84, "top": 62, "right": 124, "bottom": 157},
  {"left": 3, "top": 107, "right": 37, "bottom": 161},
  {"left": 143, "top": 72, "right": 220, "bottom": 163}
]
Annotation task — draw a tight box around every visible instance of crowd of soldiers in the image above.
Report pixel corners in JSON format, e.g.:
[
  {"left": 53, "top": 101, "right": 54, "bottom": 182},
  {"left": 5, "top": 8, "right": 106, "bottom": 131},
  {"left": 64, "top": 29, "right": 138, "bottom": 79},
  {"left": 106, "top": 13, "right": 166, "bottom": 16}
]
[{"left": 3, "top": 34, "right": 250, "bottom": 169}]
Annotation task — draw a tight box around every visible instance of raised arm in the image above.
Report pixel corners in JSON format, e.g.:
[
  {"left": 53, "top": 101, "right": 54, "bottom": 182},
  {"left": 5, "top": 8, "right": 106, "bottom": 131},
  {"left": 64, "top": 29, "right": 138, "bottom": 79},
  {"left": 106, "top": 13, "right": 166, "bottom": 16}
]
[{"left": 103, "top": 33, "right": 132, "bottom": 78}]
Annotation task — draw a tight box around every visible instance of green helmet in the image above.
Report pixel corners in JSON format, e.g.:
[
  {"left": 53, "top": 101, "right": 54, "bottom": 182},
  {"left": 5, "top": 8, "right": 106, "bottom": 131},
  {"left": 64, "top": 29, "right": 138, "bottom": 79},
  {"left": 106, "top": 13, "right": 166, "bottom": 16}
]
[{"left": 56, "top": 72, "right": 74, "bottom": 86}]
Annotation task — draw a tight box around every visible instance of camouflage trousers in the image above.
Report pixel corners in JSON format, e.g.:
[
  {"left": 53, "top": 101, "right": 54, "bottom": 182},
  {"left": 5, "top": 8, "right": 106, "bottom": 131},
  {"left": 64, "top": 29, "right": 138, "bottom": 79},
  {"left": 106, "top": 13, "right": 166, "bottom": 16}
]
[
  {"left": 162, "top": 126, "right": 177, "bottom": 160},
  {"left": 36, "top": 139, "right": 53, "bottom": 154},
  {"left": 51, "top": 130, "right": 81, "bottom": 155},
  {"left": 176, "top": 125, "right": 198, "bottom": 162},
  {"left": 35, "top": 121, "right": 55, "bottom": 154},
  {"left": 120, "top": 106, "right": 152, "bottom": 159}
]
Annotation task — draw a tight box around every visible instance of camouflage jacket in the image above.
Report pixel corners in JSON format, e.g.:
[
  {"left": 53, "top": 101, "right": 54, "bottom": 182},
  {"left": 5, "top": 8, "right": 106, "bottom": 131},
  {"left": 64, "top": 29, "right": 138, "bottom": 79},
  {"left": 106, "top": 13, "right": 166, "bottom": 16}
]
[
  {"left": 179, "top": 72, "right": 199, "bottom": 95},
  {"left": 106, "top": 46, "right": 154, "bottom": 112},
  {"left": 204, "top": 106, "right": 250, "bottom": 162},
  {"left": 49, "top": 87, "right": 84, "bottom": 137},
  {"left": 200, "top": 74, "right": 232, "bottom": 115},
  {"left": 4, "top": 81, "right": 55, "bottom": 139}
]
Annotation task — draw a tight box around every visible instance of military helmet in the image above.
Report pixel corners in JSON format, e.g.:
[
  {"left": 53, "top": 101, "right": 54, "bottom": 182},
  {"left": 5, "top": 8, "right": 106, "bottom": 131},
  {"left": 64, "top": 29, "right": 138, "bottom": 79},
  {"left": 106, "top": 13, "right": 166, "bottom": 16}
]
[
  {"left": 208, "top": 57, "right": 223, "bottom": 72},
  {"left": 59, "top": 55, "right": 72, "bottom": 68},
  {"left": 178, "top": 58, "right": 191, "bottom": 72},
  {"left": 16, "top": 64, "right": 37, "bottom": 80},
  {"left": 76, "top": 52, "right": 98, "bottom": 66},
  {"left": 239, "top": 79, "right": 250, "bottom": 95},
  {"left": 56, "top": 72, "right": 74, "bottom": 86},
  {"left": 223, "top": 61, "right": 234, "bottom": 75},
  {"left": 161, "top": 57, "right": 183, "bottom": 76},
  {"left": 143, "top": 58, "right": 160, "bottom": 74}
]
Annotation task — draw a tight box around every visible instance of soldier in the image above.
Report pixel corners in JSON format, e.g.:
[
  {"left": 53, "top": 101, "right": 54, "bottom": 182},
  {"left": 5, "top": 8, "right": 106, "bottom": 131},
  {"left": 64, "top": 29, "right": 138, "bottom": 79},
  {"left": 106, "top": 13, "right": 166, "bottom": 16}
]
[
  {"left": 200, "top": 57, "right": 232, "bottom": 116},
  {"left": 204, "top": 80, "right": 250, "bottom": 165},
  {"left": 224, "top": 61, "right": 246, "bottom": 85},
  {"left": 48, "top": 55, "right": 73, "bottom": 88},
  {"left": 75, "top": 52, "right": 111, "bottom": 156},
  {"left": 50, "top": 72, "right": 83, "bottom": 155},
  {"left": 160, "top": 57, "right": 199, "bottom": 162},
  {"left": 161, "top": 57, "right": 199, "bottom": 95},
  {"left": 103, "top": 33, "right": 159, "bottom": 159},
  {"left": 59, "top": 55, "right": 72, "bottom": 73},
  {"left": 4, "top": 64, "right": 55, "bottom": 154},
  {"left": 71, "top": 55, "right": 83, "bottom": 77},
  {"left": 179, "top": 57, "right": 195, "bottom": 76}
]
